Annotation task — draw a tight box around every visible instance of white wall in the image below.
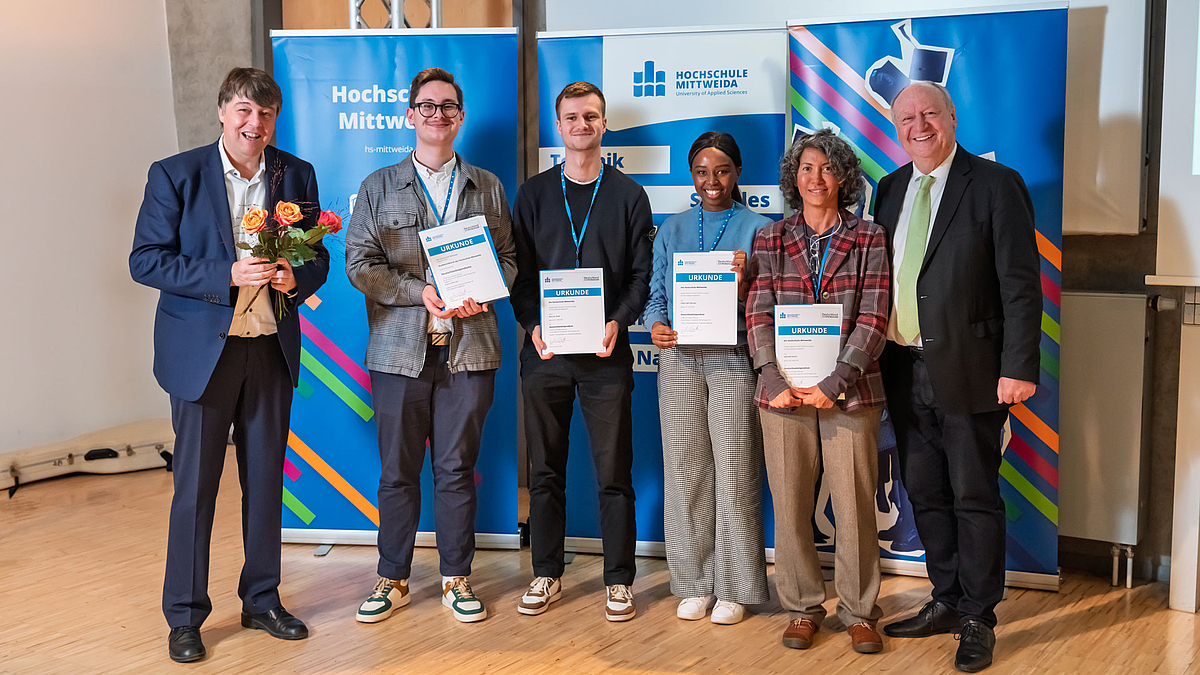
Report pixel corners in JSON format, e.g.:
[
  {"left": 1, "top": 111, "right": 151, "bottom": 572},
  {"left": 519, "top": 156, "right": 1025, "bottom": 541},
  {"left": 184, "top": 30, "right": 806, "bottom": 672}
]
[
  {"left": 546, "top": 0, "right": 1146, "bottom": 235},
  {"left": 0, "top": 1, "right": 178, "bottom": 453},
  {"left": 1154, "top": 0, "right": 1200, "bottom": 280}
]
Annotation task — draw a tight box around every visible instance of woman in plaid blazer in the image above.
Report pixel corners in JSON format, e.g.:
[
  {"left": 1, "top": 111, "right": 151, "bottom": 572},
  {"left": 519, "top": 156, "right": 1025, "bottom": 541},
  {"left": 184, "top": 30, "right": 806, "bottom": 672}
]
[{"left": 746, "top": 130, "right": 891, "bottom": 654}]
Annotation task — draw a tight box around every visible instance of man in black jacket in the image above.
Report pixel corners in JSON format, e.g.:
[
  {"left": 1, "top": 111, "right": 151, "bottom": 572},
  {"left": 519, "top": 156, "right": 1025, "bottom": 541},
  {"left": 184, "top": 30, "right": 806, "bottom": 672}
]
[
  {"left": 510, "top": 81, "right": 653, "bottom": 622},
  {"left": 874, "top": 82, "right": 1041, "bottom": 673}
]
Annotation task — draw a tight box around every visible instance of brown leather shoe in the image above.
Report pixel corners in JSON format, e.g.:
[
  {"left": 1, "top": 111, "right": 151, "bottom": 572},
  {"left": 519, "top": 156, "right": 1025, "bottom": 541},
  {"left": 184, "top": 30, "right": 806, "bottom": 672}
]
[
  {"left": 782, "top": 618, "right": 818, "bottom": 649},
  {"left": 848, "top": 622, "right": 883, "bottom": 654}
]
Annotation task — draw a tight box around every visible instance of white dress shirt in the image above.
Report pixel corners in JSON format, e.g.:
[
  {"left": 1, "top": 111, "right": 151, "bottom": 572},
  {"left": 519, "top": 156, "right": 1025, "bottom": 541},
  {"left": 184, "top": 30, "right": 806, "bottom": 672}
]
[
  {"left": 887, "top": 144, "right": 958, "bottom": 347},
  {"left": 219, "top": 137, "right": 277, "bottom": 337},
  {"left": 413, "top": 154, "right": 464, "bottom": 334}
]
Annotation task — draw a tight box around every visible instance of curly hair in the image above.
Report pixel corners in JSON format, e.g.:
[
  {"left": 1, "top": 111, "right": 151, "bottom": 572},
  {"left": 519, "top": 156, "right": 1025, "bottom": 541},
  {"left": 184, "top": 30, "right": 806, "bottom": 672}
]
[{"left": 778, "top": 129, "right": 863, "bottom": 210}]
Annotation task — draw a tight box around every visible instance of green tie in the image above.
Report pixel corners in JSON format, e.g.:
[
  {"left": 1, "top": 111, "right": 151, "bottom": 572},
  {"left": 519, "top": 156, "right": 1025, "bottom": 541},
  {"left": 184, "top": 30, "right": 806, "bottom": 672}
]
[{"left": 896, "top": 175, "right": 935, "bottom": 343}]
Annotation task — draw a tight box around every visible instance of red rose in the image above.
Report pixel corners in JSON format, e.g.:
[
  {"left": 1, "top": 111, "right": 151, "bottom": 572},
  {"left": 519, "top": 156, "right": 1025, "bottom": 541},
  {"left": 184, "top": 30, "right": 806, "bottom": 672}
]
[{"left": 318, "top": 210, "right": 343, "bottom": 234}]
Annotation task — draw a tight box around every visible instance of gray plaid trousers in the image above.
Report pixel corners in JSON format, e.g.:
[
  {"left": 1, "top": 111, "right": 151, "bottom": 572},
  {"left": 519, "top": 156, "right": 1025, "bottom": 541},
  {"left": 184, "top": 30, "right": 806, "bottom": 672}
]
[{"left": 658, "top": 344, "right": 769, "bottom": 604}]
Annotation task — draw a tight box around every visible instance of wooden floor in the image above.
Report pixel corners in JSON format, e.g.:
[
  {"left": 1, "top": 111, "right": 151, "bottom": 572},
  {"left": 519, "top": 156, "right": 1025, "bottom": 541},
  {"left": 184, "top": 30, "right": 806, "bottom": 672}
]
[{"left": 3, "top": 453, "right": 1198, "bottom": 675}]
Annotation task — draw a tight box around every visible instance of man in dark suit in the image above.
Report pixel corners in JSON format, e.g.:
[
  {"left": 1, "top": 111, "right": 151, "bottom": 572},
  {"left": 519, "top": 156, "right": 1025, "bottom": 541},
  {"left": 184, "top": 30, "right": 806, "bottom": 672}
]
[
  {"left": 129, "top": 67, "right": 328, "bottom": 664},
  {"left": 874, "top": 82, "right": 1040, "bottom": 673}
]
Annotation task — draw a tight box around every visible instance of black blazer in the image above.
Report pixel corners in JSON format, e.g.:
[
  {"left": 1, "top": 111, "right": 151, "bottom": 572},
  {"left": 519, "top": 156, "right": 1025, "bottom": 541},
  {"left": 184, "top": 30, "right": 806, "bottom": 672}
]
[
  {"left": 875, "top": 145, "right": 1041, "bottom": 415},
  {"left": 130, "top": 142, "right": 329, "bottom": 402}
]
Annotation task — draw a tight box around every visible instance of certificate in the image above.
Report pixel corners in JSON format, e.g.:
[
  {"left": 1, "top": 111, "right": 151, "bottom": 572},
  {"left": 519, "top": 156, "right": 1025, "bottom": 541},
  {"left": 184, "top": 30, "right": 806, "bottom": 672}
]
[
  {"left": 774, "top": 304, "right": 842, "bottom": 387},
  {"left": 672, "top": 251, "right": 737, "bottom": 346},
  {"left": 420, "top": 215, "right": 509, "bottom": 309},
  {"left": 540, "top": 268, "right": 606, "bottom": 355}
]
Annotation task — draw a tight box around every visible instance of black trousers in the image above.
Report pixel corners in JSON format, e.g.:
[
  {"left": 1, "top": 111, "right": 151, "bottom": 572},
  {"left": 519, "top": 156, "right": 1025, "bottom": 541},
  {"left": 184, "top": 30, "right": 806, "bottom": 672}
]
[
  {"left": 521, "top": 345, "right": 636, "bottom": 586},
  {"left": 164, "top": 335, "right": 292, "bottom": 628},
  {"left": 370, "top": 346, "right": 495, "bottom": 580},
  {"left": 882, "top": 343, "right": 1008, "bottom": 627}
]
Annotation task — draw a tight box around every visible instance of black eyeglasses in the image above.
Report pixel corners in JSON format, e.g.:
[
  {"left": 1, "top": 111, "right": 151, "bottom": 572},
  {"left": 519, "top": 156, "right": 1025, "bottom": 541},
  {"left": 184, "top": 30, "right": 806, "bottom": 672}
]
[{"left": 412, "top": 101, "right": 462, "bottom": 118}]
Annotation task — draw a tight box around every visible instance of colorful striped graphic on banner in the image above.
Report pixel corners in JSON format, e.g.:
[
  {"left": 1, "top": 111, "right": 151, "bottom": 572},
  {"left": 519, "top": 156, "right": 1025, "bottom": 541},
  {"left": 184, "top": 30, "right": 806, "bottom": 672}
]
[
  {"left": 273, "top": 32, "right": 521, "bottom": 540},
  {"left": 788, "top": 10, "right": 1064, "bottom": 577},
  {"left": 288, "top": 430, "right": 380, "bottom": 526},
  {"left": 283, "top": 293, "right": 379, "bottom": 527}
]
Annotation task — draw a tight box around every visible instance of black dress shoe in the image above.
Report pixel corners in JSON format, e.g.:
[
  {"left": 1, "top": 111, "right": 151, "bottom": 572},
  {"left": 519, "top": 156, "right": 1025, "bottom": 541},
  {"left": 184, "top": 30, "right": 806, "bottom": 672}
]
[
  {"left": 954, "top": 618, "right": 995, "bottom": 672},
  {"left": 241, "top": 606, "right": 309, "bottom": 640},
  {"left": 883, "top": 600, "right": 960, "bottom": 637},
  {"left": 168, "top": 626, "right": 206, "bottom": 663}
]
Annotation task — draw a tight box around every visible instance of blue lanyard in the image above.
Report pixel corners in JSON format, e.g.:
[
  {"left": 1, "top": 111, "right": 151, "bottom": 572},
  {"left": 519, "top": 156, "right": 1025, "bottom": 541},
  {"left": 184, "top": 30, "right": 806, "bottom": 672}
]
[
  {"left": 416, "top": 164, "right": 456, "bottom": 227},
  {"left": 560, "top": 164, "right": 603, "bottom": 265},
  {"left": 697, "top": 205, "right": 733, "bottom": 252},
  {"left": 806, "top": 218, "right": 839, "bottom": 293}
]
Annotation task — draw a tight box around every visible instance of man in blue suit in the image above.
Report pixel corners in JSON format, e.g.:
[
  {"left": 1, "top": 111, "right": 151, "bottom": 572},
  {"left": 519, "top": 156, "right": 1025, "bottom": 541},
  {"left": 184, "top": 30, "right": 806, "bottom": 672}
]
[{"left": 130, "top": 67, "right": 328, "bottom": 664}]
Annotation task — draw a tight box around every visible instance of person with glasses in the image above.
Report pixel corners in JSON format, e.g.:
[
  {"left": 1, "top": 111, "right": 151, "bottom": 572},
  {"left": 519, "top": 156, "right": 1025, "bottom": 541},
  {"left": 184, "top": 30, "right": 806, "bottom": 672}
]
[
  {"left": 345, "top": 67, "right": 517, "bottom": 625},
  {"left": 642, "top": 132, "right": 771, "bottom": 625},
  {"left": 510, "top": 81, "right": 653, "bottom": 621},
  {"left": 745, "top": 130, "right": 891, "bottom": 655}
]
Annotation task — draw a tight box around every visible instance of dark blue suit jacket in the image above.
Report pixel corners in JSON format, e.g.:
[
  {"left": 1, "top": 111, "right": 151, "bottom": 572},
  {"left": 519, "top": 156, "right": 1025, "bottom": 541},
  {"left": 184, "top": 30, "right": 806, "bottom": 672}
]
[
  {"left": 875, "top": 145, "right": 1041, "bottom": 415},
  {"left": 130, "top": 141, "right": 329, "bottom": 402}
]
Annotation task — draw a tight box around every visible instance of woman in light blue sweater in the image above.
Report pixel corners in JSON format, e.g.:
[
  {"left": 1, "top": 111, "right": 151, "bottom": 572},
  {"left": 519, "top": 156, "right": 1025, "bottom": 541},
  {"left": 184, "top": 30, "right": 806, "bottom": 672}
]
[{"left": 644, "top": 132, "right": 772, "bottom": 625}]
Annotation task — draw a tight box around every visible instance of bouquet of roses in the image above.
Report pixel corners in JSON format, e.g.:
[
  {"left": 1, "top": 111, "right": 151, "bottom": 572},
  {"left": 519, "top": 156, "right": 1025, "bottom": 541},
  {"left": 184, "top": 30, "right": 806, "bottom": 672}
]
[{"left": 238, "top": 201, "right": 342, "bottom": 320}]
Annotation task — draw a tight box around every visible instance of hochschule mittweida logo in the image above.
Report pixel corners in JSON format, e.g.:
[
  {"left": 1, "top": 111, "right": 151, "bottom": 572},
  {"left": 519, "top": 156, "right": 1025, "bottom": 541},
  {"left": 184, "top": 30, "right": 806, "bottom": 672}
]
[
  {"left": 634, "top": 60, "right": 749, "bottom": 99},
  {"left": 634, "top": 61, "right": 666, "bottom": 98}
]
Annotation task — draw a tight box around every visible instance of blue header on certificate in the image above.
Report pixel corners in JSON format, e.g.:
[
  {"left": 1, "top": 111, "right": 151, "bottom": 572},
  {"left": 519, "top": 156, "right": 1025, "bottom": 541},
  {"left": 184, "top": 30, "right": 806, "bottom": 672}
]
[
  {"left": 675, "top": 272, "right": 736, "bottom": 282},
  {"left": 427, "top": 234, "right": 488, "bottom": 256},
  {"left": 778, "top": 325, "right": 838, "bottom": 335},
  {"left": 544, "top": 288, "right": 603, "bottom": 297}
]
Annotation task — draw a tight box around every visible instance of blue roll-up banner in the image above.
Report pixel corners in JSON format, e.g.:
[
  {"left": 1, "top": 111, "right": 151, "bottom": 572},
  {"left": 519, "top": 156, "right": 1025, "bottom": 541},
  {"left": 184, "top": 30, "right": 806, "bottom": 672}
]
[
  {"left": 789, "top": 7, "right": 1065, "bottom": 589},
  {"left": 271, "top": 29, "right": 521, "bottom": 548},
  {"left": 537, "top": 27, "right": 787, "bottom": 554},
  {"left": 538, "top": 12, "right": 1063, "bottom": 591},
  {"left": 270, "top": 13, "right": 1062, "bottom": 589}
]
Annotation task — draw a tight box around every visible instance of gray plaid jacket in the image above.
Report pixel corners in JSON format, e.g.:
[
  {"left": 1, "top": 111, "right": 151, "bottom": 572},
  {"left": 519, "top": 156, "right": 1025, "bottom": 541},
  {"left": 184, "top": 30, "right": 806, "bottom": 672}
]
[{"left": 345, "top": 154, "right": 517, "bottom": 377}]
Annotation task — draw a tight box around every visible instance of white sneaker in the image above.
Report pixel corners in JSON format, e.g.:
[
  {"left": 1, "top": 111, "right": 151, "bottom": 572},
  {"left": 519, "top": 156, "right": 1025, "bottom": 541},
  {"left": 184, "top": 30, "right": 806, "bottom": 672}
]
[
  {"left": 517, "top": 576, "right": 562, "bottom": 615},
  {"left": 677, "top": 595, "right": 716, "bottom": 620},
  {"left": 605, "top": 584, "right": 636, "bottom": 622},
  {"left": 355, "top": 577, "right": 410, "bottom": 623},
  {"left": 442, "top": 576, "right": 487, "bottom": 622},
  {"left": 710, "top": 600, "right": 745, "bottom": 625}
]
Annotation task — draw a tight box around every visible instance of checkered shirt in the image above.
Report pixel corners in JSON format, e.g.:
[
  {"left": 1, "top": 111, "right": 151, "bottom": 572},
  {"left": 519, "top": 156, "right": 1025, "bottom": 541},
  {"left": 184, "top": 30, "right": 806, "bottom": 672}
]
[{"left": 745, "top": 210, "right": 891, "bottom": 411}]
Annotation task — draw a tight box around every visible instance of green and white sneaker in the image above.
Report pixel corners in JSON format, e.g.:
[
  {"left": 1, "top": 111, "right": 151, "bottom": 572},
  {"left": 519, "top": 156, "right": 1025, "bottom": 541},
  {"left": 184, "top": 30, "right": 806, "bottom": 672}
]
[
  {"left": 355, "top": 577, "right": 409, "bottom": 623},
  {"left": 442, "top": 576, "right": 487, "bottom": 623}
]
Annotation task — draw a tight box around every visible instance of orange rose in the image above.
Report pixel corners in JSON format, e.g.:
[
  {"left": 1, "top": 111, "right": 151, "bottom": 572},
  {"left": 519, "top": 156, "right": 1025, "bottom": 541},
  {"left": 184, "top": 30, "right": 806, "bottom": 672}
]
[
  {"left": 241, "top": 208, "right": 269, "bottom": 235},
  {"left": 275, "top": 201, "right": 303, "bottom": 225}
]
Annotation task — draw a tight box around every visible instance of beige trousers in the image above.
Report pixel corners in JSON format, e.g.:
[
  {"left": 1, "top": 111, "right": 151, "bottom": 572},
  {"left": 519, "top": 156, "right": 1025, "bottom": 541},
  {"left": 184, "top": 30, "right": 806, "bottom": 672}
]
[{"left": 761, "top": 404, "right": 884, "bottom": 626}]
